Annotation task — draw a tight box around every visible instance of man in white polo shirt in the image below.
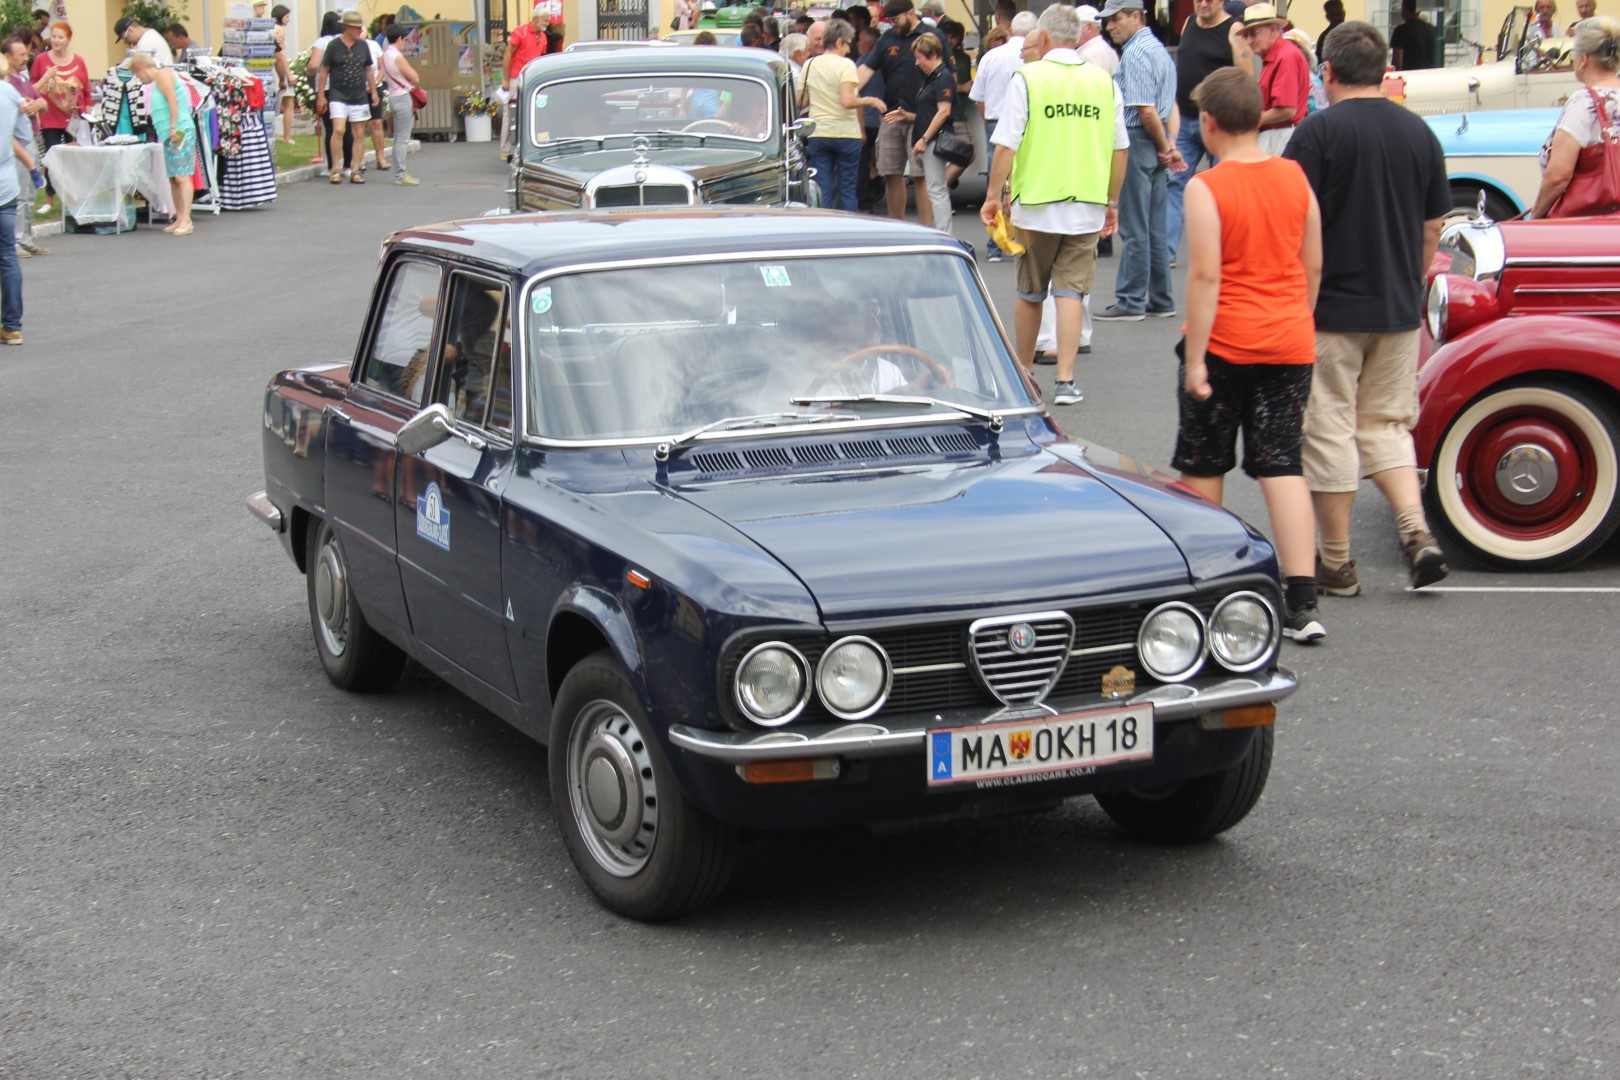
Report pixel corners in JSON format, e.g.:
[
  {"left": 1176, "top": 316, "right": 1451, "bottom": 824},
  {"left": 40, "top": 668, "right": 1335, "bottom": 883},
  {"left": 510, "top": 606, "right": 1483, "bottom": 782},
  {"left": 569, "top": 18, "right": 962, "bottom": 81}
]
[{"left": 969, "top": 9, "right": 1034, "bottom": 261}]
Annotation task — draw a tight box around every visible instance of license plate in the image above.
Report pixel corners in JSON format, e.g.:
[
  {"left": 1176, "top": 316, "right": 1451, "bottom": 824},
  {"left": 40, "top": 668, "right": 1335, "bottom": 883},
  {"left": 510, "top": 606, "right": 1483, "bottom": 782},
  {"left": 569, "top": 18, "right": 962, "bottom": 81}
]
[{"left": 926, "top": 704, "right": 1154, "bottom": 788}]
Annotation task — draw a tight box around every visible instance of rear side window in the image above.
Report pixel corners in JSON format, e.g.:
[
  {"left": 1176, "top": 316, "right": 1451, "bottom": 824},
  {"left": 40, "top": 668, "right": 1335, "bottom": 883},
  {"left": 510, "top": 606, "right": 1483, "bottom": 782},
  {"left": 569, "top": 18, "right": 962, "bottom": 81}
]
[{"left": 362, "top": 260, "right": 442, "bottom": 402}]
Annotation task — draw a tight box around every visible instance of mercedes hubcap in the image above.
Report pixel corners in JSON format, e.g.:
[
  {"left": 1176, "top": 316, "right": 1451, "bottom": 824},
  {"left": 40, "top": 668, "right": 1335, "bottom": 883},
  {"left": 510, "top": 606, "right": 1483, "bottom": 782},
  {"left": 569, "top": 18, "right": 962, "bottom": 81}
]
[{"left": 1494, "top": 443, "right": 1558, "bottom": 506}]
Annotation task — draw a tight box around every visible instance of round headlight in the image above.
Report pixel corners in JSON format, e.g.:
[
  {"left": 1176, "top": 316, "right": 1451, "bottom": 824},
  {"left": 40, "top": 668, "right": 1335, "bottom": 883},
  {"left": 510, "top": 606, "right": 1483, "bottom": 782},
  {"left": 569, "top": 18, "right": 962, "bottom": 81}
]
[
  {"left": 1208, "top": 592, "right": 1278, "bottom": 673},
  {"left": 815, "top": 636, "right": 891, "bottom": 720},
  {"left": 1136, "top": 602, "right": 1207, "bottom": 683},
  {"left": 734, "top": 642, "right": 810, "bottom": 727},
  {"left": 1425, "top": 273, "right": 1449, "bottom": 344}
]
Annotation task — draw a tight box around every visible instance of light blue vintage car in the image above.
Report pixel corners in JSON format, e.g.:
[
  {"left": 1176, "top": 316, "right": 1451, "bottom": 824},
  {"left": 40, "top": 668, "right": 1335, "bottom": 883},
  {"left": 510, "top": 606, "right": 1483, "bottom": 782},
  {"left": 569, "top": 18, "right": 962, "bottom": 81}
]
[{"left": 1423, "top": 106, "right": 1558, "bottom": 220}]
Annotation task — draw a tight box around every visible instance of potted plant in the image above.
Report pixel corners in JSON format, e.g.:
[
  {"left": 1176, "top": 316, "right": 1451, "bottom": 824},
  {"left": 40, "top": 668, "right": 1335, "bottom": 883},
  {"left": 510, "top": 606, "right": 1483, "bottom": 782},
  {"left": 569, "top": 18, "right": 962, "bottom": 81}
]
[{"left": 457, "top": 89, "right": 499, "bottom": 142}]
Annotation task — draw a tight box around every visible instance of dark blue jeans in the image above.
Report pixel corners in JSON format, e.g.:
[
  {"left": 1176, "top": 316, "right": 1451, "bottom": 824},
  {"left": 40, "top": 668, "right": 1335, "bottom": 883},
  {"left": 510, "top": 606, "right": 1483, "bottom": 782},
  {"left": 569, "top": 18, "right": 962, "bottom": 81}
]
[
  {"left": 807, "top": 136, "right": 862, "bottom": 212},
  {"left": 0, "top": 198, "right": 20, "bottom": 331},
  {"left": 1114, "top": 128, "right": 1173, "bottom": 316}
]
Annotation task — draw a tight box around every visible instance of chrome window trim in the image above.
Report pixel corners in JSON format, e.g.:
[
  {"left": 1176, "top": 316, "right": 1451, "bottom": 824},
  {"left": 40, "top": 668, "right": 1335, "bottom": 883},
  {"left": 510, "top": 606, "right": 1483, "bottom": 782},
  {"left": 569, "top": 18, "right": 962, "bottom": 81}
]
[
  {"left": 517, "top": 243, "right": 1040, "bottom": 446},
  {"left": 1207, "top": 591, "right": 1280, "bottom": 674},
  {"left": 527, "top": 72, "right": 778, "bottom": 148},
  {"left": 1135, "top": 600, "right": 1209, "bottom": 684},
  {"left": 814, "top": 635, "right": 894, "bottom": 722},
  {"left": 733, "top": 640, "right": 812, "bottom": 727}
]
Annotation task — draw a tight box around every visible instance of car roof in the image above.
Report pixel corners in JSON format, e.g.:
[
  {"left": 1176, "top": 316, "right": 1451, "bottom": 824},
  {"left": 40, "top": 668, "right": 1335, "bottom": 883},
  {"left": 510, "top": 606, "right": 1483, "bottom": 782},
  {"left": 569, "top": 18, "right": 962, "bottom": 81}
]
[
  {"left": 520, "top": 44, "right": 788, "bottom": 83},
  {"left": 385, "top": 208, "right": 967, "bottom": 278}
]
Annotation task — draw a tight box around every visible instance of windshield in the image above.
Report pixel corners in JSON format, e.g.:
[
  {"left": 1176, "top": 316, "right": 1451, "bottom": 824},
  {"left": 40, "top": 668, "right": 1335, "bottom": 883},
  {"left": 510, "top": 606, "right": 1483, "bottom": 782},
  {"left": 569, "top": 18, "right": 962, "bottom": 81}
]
[
  {"left": 528, "top": 75, "right": 774, "bottom": 145},
  {"left": 525, "top": 252, "right": 1035, "bottom": 441}
]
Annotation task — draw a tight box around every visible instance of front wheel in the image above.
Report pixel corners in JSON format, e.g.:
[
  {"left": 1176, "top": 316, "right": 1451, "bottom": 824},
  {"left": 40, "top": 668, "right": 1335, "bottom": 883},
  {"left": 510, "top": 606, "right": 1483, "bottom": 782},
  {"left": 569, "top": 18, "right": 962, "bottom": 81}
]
[
  {"left": 1425, "top": 381, "right": 1620, "bottom": 570},
  {"left": 306, "top": 516, "right": 406, "bottom": 692},
  {"left": 1094, "top": 727, "right": 1272, "bottom": 844},
  {"left": 549, "top": 652, "right": 737, "bottom": 921}
]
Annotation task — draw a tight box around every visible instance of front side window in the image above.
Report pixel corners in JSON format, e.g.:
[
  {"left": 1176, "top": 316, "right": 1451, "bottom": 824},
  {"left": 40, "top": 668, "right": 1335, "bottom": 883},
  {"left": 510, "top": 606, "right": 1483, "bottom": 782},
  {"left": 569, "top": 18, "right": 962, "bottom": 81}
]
[
  {"left": 433, "top": 273, "right": 511, "bottom": 433},
  {"left": 363, "top": 260, "right": 442, "bottom": 403},
  {"left": 525, "top": 251, "right": 1034, "bottom": 441},
  {"left": 528, "top": 75, "right": 774, "bottom": 145}
]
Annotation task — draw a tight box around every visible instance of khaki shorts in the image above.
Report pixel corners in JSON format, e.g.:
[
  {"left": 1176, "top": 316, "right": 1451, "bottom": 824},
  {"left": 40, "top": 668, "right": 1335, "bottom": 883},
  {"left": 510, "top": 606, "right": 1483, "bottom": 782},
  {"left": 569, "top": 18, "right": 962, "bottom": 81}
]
[
  {"left": 1015, "top": 228, "right": 1099, "bottom": 303},
  {"left": 1301, "top": 330, "right": 1420, "bottom": 492},
  {"left": 875, "top": 119, "right": 913, "bottom": 177}
]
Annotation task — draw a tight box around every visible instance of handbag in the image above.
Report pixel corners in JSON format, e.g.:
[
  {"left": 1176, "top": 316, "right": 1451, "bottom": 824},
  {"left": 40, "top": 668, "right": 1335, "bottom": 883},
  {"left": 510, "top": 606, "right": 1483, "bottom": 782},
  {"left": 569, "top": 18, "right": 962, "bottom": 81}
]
[
  {"left": 409, "top": 85, "right": 429, "bottom": 112},
  {"left": 1547, "top": 88, "right": 1620, "bottom": 218},
  {"left": 932, "top": 128, "right": 974, "bottom": 168}
]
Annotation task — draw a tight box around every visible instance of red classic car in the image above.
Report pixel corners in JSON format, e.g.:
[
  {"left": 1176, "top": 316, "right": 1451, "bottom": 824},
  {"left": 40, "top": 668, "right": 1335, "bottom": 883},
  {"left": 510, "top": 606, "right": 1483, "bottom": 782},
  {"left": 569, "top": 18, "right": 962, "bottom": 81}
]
[{"left": 1417, "top": 212, "right": 1620, "bottom": 569}]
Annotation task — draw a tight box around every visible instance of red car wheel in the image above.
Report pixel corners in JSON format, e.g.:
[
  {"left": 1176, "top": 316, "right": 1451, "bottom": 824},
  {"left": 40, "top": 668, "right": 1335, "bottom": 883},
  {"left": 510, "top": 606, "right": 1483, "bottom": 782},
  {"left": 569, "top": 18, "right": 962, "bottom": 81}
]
[{"left": 1427, "top": 382, "right": 1620, "bottom": 570}]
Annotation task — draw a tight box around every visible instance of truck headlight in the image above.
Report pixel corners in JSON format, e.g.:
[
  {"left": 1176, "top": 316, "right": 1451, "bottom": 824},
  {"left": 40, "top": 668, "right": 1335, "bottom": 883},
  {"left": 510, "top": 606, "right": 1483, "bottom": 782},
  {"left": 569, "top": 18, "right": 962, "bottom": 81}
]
[
  {"left": 735, "top": 642, "right": 810, "bottom": 726},
  {"left": 815, "top": 636, "right": 891, "bottom": 720},
  {"left": 1137, "top": 602, "right": 1207, "bottom": 683}
]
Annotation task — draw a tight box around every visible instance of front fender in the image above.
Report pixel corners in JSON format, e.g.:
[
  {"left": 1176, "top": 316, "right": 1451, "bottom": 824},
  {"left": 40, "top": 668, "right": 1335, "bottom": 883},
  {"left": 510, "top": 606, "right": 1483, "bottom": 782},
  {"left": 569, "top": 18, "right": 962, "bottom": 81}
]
[
  {"left": 551, "top": 583, "right": 646, "bottom": 698},
  {"left": 1415, "top": 315, "right": 1620, "bottom": 464}
]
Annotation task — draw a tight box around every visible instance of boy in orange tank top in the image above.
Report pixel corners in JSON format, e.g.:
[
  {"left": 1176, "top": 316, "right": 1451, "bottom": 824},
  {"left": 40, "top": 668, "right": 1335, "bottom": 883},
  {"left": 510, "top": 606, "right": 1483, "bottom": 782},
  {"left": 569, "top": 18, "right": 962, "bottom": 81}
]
[{"left": 1173, "top": 67, "right": 1327, "bottom": 643}]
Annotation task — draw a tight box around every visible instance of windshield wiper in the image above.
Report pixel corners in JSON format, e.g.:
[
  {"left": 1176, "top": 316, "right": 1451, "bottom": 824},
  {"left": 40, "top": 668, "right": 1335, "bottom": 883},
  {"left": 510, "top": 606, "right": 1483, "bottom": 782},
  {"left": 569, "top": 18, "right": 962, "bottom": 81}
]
[
  {"left": 632, "top": 129, "right": 714, "bottom": 141},
  {"left": 652, "top": 411, "right": 854, "bottom": 462},
  {"left": 789, "top": 394, "right": 1005, "bottom": 433},
  {"left": 534, "top": 135, "right": 612, "bottom": 151}
]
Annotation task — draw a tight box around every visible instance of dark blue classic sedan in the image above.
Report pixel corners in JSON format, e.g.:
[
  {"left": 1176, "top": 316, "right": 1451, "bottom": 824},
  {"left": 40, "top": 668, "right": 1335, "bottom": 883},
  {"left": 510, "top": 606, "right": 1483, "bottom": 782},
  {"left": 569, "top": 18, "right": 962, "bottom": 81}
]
[{"left": 249, "top": 210, "right": 1298, "bottom": 920}]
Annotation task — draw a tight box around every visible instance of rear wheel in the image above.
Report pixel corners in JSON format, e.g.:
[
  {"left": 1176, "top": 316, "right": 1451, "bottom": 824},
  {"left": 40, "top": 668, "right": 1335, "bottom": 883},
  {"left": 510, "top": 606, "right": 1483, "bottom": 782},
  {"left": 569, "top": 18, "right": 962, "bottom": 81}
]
[
  {"left": 306, "top": 517, "right": 406, "bottom": 691},
  {"left": 550, "top": 652, "right": 736, "bottom": 921},
  {"left": 1424, "top": 381, "right": 1620, "bottom": 570},
  {"left": 1095, "top": 727, "right": 1272, "bottom": 844}
]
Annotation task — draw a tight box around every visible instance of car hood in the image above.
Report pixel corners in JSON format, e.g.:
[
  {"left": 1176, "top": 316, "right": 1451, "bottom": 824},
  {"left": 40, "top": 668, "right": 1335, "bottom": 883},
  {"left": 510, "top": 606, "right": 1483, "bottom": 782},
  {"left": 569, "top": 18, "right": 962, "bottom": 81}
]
[
  {"left": 663, "top": 445, "right": 1195, "bottom": 621},
  {"left": 529, "top": 144, "right": 772, "bottom": 182},
  {"left": 1423, "top": 106, "right": 1560, "bottom": 153}
]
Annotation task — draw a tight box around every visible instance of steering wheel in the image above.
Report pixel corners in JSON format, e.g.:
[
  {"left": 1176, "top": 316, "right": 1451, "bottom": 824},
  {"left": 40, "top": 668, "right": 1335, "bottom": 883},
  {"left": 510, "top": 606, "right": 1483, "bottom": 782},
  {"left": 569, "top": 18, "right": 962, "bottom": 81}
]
[
  {"left": 804, "top": 343, "right": 955, "bottom": 397},
  {"left": 682, "top": 118, "right": 739, "bottom": 134}
]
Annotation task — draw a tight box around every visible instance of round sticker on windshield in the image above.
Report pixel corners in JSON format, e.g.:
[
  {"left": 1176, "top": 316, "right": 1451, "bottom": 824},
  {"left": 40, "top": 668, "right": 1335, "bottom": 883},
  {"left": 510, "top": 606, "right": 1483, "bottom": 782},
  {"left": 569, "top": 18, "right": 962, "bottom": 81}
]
[
  {"left": 532, "top": 287, "right": 553, "bottom": 315},
  {"left": 534, "top": 94, "right": 548, "bottom": 109}
]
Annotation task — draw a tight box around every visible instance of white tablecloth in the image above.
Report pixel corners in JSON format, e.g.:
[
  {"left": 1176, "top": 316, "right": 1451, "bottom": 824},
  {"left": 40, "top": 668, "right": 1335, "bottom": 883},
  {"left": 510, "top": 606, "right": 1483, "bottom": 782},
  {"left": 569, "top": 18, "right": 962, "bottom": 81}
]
[{"left": 41, "top": 143, "right": 176, "bottom": 225}]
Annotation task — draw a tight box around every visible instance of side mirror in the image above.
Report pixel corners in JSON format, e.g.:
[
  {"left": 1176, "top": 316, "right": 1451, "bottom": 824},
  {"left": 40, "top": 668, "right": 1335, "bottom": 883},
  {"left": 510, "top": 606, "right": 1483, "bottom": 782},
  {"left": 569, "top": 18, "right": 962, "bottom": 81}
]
[
  {"left": 396, "top": 403, "right": 456, "bottom": 455},
  {"left": 795, "top": 117, "right": 816, "bottom": 139}
]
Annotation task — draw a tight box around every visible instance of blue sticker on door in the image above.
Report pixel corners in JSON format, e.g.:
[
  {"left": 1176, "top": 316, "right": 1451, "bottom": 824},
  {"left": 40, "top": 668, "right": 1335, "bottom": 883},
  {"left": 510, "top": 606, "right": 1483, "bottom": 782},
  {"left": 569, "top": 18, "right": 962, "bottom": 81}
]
[{"left": 416, "top": 482, "right": 451, "bottom": 551}]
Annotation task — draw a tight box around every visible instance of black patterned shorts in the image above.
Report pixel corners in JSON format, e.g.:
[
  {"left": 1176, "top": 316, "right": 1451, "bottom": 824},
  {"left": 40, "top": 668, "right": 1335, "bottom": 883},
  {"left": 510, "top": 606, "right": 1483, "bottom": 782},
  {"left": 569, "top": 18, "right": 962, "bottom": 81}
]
[{"left": 1171, "top": 340, "right": 1314, "bottom": 479}]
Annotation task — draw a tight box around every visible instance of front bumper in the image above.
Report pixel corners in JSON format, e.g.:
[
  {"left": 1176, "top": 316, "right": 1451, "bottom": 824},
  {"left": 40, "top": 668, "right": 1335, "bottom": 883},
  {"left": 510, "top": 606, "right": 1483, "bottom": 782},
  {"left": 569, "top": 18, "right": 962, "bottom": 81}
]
[{"left": 668, "top": 666, "right": 1297, "bottom": 764}]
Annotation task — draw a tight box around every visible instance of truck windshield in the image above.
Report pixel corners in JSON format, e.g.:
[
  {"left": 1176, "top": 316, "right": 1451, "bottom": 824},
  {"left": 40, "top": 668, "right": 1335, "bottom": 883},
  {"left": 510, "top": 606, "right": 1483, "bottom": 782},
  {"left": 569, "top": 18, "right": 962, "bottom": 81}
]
[{"left": 528, "top": 76, "right": 773, "bottom": 146}]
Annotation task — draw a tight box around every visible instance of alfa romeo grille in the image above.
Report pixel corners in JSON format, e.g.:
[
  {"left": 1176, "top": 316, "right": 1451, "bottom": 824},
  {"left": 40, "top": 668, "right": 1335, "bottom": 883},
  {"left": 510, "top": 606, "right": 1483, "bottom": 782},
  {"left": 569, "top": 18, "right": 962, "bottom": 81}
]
[{"left": 967, "top": 612, "right": 1075, "bottom": 705}]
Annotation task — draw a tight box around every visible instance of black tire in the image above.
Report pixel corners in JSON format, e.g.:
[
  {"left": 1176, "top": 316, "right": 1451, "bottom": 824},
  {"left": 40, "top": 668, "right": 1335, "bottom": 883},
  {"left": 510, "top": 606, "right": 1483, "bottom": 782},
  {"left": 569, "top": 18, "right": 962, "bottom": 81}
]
[
  {"left": 305, "top": 516, "right": 406, "bottom": 692},
  {"left": 549, "top": 651, "right": 737, "bottom": 921},
  {"left": 1450, "top": 184, "right": 1517, "bottom": 224},
  {"left": 1423, "top": 380, "right": 1620, "bottom": 570},
  {"left": 1095, "top": 727, "right": 1273, "bottom": 844}
]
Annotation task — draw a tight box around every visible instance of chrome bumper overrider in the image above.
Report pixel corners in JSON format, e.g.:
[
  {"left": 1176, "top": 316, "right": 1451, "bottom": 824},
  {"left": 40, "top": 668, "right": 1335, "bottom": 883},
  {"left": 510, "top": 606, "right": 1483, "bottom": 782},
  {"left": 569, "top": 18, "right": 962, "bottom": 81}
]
[
  {"left": 668, "top": 667, "right": 1299, "bottom": 763},
  {"left": 246, "top": 490, "right": 283, "bottom": 532}
]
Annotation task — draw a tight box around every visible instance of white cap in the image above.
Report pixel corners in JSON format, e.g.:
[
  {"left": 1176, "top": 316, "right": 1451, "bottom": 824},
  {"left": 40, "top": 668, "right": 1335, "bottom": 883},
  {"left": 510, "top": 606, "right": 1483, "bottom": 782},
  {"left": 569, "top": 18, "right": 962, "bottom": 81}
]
[{"left": 1075, "top": 4, "right": 1101, "bottom": 22}]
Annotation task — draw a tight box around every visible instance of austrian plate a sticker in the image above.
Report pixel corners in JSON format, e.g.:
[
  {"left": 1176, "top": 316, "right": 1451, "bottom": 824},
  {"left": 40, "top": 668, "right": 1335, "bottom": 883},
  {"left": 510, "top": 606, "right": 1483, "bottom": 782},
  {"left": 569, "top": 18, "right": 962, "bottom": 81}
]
[
  {"left": 927, "top": 704, "right": 1153, "bottom": 788},
  {"left": 415, "top": 482, "right": 451, "bottom": 551}
]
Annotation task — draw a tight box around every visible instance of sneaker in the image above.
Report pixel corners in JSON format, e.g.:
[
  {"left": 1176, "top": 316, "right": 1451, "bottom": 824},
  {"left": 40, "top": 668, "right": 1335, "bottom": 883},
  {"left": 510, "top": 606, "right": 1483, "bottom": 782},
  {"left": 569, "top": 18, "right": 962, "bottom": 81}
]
[
  {"left": 987, "top": 250, "right": 1003, "bottom": 263},
  {"left": 1079, "top": 343, "right": 1092, "bottom": 354},
  {"left": 0, "top": 329, "right": 22, "bottom": 345},
  {"left": 1051, "top": 381, "right": 1083, "bottom": 406},
  {"left": 1033, "top": 350, "right": 1055, "bottom": 366},
  {"left": 394, "top": 174, "right": 420, "bottom": 186},
  {"left": 15, "top": 244, "right": 28, "bottom": 259},
  {"left": 1283, "top": 603, "right": 1325, "bottom": 643},
  {"left": 1095, "top": 305, "right": 1145, "bottom": 322},
  {"left": 1146, "top": 307, "right": 1177, "bottom": 318},
  {"left": 34, "top": 200, "right": 50, "bottom": 216},
  {"left": 22, "top": 242, "right": 47, "bottom": 256},
  {"left": 1315, "top": 556, "right": 1362, "bottom": 598},
  {"left": 1401, "top": 529, "right": 1449, "bottom": 589}
]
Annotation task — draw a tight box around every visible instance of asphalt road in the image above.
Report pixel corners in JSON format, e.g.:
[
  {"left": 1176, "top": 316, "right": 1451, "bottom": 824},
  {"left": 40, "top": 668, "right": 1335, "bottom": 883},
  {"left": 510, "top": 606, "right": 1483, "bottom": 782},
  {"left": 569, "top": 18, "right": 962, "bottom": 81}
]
[{"left": 3, "top": 143, "right": 1617, "bottom": 1080}]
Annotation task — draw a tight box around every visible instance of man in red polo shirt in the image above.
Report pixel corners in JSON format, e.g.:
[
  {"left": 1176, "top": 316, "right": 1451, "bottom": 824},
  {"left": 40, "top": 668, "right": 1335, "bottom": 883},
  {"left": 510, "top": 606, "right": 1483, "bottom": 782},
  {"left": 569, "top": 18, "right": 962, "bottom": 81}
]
[
  {"left": 501, "top": 4, "right": 550, "bottom": 159},
  {"left": 1238, "top": 3, "right": 1308, "bottom": 155}
]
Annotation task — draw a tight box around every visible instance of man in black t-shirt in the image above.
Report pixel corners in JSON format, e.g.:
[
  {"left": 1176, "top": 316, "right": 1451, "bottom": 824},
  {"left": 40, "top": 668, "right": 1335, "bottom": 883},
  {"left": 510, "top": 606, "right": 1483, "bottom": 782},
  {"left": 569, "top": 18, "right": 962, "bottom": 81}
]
[
  {"left": 1389, "top": 0, "right": 1439, "bottom": 70},
  {"left": 1283, "top": 22, "right": 1450, "bottom": 595},
  {"left": 316, "top": 10, "right": 379, "bottom": 185},
  {"left": 856, "top": 0, "right": 949, "bottom": 222},
  {"left": 1167, "top": 0, "right": 1251, "bottom": 264}
]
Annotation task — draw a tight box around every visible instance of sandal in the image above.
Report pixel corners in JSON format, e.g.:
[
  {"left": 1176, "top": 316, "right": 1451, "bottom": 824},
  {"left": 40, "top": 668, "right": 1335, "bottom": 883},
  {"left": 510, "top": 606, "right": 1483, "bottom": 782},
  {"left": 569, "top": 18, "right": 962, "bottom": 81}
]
[
  {"left": 350, "top": 173, "right": 366, "bottom": 184},
  {"left": 329, "top": 170, "right": 342, "bottom": 184}
]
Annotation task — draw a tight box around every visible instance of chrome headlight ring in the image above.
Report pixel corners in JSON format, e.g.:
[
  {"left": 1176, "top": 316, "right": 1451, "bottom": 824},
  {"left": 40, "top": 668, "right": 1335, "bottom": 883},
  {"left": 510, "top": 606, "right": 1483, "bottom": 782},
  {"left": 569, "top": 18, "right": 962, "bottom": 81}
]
[
  {"left": 733, "top": 641, "right": 812, "bottom": 727},
  {"left": 1207, "top": 591, "right": 1280, "bottom": 673},
  {"left": 1136, "top": 601, "right": 1209, "bottom": 683},
  {"left": 815, "top": 635, "right": 893, "bottom": 721}
]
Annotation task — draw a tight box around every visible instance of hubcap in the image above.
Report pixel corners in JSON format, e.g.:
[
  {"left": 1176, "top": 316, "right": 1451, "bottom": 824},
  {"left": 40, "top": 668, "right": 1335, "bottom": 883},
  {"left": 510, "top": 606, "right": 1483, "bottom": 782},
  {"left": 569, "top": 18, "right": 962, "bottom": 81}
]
[
  {"left": 314, "top": 537, "right": 348, "bottom": 657},
  {"left": 568, "top": 700, "right": 659, "bottom": 877},
  {"left": 1494, "top": 443, "right": 1558, "bottom": 505}
]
